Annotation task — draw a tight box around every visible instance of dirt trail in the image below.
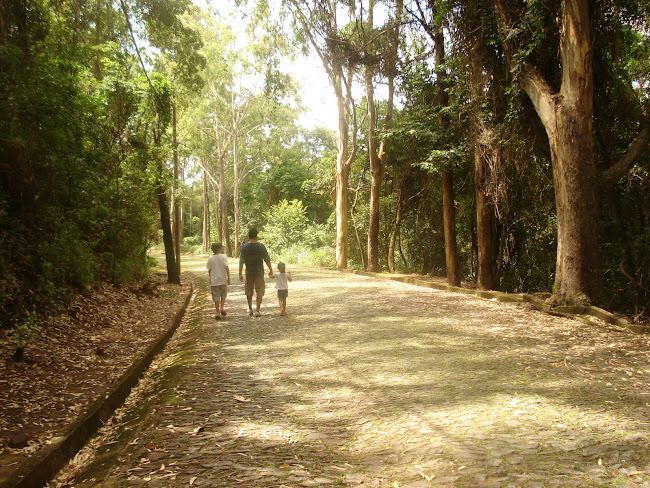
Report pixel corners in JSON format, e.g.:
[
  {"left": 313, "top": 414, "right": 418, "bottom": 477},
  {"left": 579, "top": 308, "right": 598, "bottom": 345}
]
[{"left": 67, "top": 257, "right": 650, "bottom": 488}]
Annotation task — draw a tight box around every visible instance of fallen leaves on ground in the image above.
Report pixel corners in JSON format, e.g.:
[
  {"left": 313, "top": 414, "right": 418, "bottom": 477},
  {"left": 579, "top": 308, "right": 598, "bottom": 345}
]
[{"left": 0, "top": 273, "right": 189, "bottom": 481}]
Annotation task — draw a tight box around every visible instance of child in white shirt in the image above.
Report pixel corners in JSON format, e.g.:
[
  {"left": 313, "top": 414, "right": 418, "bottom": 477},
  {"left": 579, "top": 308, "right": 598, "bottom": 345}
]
[
  {"left": 206, "top": 243, "right": 230, "bottom": 320},
  {"left": 275, "top": 262, "right": 292, "bottom": 316}
]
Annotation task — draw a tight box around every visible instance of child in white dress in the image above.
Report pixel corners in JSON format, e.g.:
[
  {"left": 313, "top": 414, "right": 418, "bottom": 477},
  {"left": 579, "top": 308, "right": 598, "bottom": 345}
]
[{"left": 275, "top": 262, "right": 292, "bottom": 316}]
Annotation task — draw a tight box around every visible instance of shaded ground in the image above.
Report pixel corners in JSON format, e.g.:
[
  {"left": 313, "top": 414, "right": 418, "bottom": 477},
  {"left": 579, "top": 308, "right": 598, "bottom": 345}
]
[
  {"left": 55, "top": 255, "right": 650, "bottom": 488},
  {"left": 0, "top": 274, "right": 190, "bottom": 483}
]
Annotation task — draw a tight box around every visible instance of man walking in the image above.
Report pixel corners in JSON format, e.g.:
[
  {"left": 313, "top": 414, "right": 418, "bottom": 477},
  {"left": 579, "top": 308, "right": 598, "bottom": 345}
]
[{"left": 239, "top": 228, "right": 274, "bottom": 317}]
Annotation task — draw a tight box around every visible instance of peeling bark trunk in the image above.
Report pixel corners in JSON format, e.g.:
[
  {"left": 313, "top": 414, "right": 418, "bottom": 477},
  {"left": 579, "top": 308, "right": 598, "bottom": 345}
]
[{"left": 507, "top": 0, "right": 602, "bottom": 304}]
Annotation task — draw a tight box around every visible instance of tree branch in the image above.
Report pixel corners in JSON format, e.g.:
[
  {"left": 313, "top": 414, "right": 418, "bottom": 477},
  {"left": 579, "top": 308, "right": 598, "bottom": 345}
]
[{"left": 599, "top": 118, "right": 650, "bottom": 191}]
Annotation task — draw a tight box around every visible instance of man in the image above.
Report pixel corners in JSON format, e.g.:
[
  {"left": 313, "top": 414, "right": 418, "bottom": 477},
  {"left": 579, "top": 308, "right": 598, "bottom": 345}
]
[
  {"left": 207, "top": 242, "right": 230, "bottom": 320},
  {"left": 239, "top": 228, "right": 274, "bottom": 317}
]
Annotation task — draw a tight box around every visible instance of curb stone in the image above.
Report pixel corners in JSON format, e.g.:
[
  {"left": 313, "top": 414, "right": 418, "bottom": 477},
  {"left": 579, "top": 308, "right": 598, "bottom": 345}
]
[
  {"left": 339, "top": 268, "right": 650, "bottom": 335},
  {"left": 0, "top": 282, "right": 194, "bottom": 488}
]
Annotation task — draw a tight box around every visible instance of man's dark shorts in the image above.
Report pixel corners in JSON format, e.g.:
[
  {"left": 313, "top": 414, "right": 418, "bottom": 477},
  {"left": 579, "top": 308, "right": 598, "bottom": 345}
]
[{"left": 245, "top": 272, "right": 265, "bottom": 297}]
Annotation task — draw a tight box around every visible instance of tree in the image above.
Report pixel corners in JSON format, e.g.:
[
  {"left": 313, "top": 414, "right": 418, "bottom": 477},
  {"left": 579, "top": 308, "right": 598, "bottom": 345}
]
[
  {"left": 363, "top": 0, "right": 403, "bottom": 273},
  {"left": 492, "top": 0, "right": 650, "bottom": 305},
  {"left": 284, "top": 0, "right": 360, "bottom": 269},
  {"left": 407, "top": 0, "right": 461, "bottom": 285}
]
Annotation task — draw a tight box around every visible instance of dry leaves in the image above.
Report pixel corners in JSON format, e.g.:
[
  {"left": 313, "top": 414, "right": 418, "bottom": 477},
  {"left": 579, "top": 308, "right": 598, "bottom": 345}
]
[{"left": 0, "top": 274, "right": 189, "bottom": 481}]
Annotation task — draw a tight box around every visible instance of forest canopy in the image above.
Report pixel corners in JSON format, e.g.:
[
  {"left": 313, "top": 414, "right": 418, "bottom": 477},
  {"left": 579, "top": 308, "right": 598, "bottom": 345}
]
[{"left": 1, "top": 0, "right": 649, "bottom": 330}]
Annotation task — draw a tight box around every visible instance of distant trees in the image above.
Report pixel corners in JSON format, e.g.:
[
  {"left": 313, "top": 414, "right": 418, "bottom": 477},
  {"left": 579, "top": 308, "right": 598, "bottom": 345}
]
[{"left": 2, "top": 0, "right": 649, "bottom": 326}]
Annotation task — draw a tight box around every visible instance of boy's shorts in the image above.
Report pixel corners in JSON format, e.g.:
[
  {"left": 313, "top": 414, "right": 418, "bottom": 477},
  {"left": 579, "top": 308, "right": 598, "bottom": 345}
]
[
  {"left": 245, "top": 272, "right": 265, "bottom": 297},
  {"left": 211, "top": 285, "right": 227, "bottom": 302},
  {"left": 277, "top": 289, "right": 288, "bottom": 299}
]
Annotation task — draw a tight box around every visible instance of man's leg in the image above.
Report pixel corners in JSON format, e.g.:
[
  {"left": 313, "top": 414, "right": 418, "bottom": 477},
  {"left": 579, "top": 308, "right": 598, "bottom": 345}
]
[
  {"left": 245, "top": 275, "right": 255, "bottom": 314},
  {"left": 256, "top": 293, "right": 263, "bottom": 314}
]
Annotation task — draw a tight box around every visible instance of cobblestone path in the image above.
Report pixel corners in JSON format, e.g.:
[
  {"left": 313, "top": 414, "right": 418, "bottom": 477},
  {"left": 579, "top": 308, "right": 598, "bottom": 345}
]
[{"left": 71, "top": 259, "right": 650, "bottom": 488}]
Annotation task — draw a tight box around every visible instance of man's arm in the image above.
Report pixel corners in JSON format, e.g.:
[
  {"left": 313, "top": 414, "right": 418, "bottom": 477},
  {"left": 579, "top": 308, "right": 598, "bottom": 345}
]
[{"left": 266, "top": 258, "right": 274, "bottom": 277}]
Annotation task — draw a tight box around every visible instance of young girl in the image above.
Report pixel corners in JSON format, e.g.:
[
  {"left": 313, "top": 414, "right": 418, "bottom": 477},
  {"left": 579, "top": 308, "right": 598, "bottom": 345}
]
[{"left": 275, "top": 262, "right": 292, "bottom": 316}]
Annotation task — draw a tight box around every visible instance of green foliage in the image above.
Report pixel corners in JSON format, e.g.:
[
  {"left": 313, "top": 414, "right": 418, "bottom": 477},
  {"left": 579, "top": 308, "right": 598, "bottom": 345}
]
[
  {"left": 262, "top": 199, "right": 334, "bottom": 266},
  {"left": 10, "top": 312, "right": 40, "bottom": 351}
]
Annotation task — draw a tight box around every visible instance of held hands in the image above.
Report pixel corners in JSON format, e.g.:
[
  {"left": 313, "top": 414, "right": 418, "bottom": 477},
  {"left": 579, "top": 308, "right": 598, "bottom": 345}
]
[{"left": 269, "top": 270, "right": 274, "bottom": 278}]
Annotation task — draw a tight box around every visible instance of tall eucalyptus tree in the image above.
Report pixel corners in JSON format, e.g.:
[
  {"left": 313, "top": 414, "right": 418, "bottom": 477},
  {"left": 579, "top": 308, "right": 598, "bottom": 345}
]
[{"left": 284, "top": 0, "right": 360, "bottom": 269}]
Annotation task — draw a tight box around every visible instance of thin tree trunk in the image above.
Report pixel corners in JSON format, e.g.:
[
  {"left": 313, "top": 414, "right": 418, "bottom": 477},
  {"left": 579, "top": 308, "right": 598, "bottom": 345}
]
[
  {"left": 212, "top": 183, "right": 221, "bottom": 243},
  {"left": 233, "top": 131, "right": 241, "bottom": 257},
  {"left": 202, "top": 166, "right": 210, "bottom": 252},
  {"left": 158, "top": 188, "right": 179, "bottom": 284},
  {"left": 172, "top": 101, "right": 181, "bottom": 277},
  {"left": 433, "top": 22, "right": 461, "bottom": 286},
  {"left": 218, "top": 152, "right": 231, "bottom": 256},
  {"left": 473, "top": 137, "right": 497, "bottom": 290},
  {"left": 388, "top": 186, "right": 404, "bottom": 273},
  {"left": 335, "top": 65, "right": 350, "bottom": 269},
  {"left": 365, "top": 3, "right": 382, "bottom": 273},
  {"left": 350, "top": 177, "right": 366, "bottom": 270}
]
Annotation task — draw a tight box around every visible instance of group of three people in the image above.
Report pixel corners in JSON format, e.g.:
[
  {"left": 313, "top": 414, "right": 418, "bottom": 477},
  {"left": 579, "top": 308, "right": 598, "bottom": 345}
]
[{"left": 206, "top": 228, "right": 292, "bottom": 319}]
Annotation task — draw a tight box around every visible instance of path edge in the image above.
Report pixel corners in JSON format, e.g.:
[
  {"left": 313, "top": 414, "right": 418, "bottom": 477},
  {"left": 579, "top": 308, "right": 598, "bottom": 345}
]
[
  {"left": 338, "top": 269, "right": 650, "bottom": 335},
  {"left": 0, "top": 282, "right": 194, "bottom": 488}
]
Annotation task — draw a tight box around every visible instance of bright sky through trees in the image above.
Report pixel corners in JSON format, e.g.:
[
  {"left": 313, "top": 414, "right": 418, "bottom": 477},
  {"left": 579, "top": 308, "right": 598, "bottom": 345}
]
[{"left": 194, "top": 0, "right": 339, "bottom": 129}]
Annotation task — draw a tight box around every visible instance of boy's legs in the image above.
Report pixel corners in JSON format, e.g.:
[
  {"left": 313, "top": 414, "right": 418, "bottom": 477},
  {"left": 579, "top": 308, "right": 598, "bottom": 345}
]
[{"left": 211, "top": 286, "right": 221, "bottom": 320}]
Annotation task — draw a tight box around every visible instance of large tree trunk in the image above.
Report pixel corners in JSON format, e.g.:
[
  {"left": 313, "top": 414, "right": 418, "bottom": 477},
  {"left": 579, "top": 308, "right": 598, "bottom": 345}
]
[
  {"left": 548, "top": 106, "right": 601, "bottom": 304},
  {"left": 509, "top": 0, "right": 602, "bottom": 304}
]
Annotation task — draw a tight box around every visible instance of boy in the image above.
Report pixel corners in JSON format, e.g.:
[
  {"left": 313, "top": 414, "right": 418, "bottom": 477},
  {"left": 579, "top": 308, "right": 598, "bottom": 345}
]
[
  {"left": 207, "top": 242, "right": 230, "bottom": 320},
  {"left": 275, "top": 262, "right": 292, "bottom": 316}
]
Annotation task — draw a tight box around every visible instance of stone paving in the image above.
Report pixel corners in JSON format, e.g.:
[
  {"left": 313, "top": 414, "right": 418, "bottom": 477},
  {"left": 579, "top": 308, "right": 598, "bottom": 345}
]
[{"left": 68, "top": 260, "right": 650, "bottom": 488}]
